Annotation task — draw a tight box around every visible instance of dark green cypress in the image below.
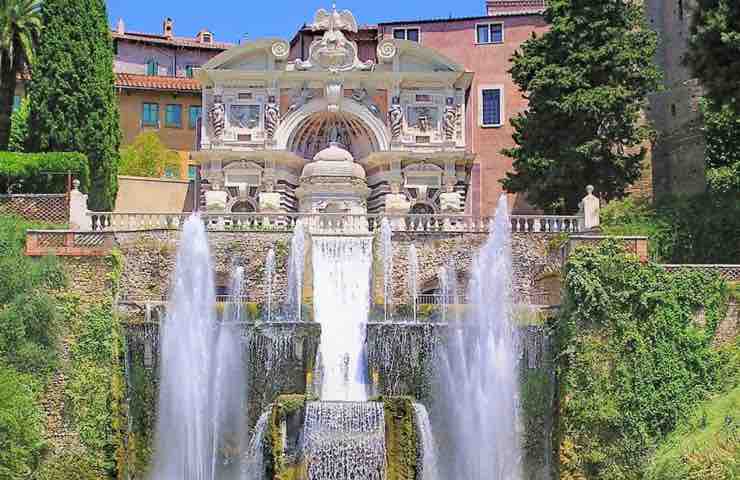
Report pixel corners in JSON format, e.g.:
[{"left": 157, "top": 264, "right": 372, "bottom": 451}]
[{"left": 27, "top": 0, "right": 120, "bottom": 210}]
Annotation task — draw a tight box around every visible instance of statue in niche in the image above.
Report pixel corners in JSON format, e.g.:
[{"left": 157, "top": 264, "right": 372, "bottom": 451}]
[
  {"left": 286, "top": 84, "right": 314, "bottom": 117},
  {"left": 352, "top": 87, "right": 381, "bottom": 117},
  {"left": 443, "top": 99, "right": 460, "bottom": 141},
  {"left": 264, "top": 98, "right": 280, "bottom": 140},
  {"left": 208, "top": 95, "right": 226, "bottom": 140},
  {"left": 388, "top": 97, "right": 403, "bottom": 140}
]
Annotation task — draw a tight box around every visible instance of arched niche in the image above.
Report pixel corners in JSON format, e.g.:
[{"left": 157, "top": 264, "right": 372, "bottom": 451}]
[{"left": 274, "top": 97, "right": 390, "bottom": 160}]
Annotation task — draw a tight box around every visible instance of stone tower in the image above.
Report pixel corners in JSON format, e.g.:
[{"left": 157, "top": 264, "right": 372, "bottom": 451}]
[{"left": 645, "top": 0, "right": 706, "bottom": 198}]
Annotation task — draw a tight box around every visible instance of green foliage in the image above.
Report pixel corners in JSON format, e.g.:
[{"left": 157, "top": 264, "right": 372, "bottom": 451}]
[
  {"left": 0, "top": 151, "right": 90, "bottom": 194},
  {"left": 27, "top": 0, "right": 120, "bottom": 210},
  {"left": 600, "top": 194, "right": 740, "bottom": 264},
  {"left": 119, "top": 132, "right": 181, "bottom": 178},
  {"left": 556, "top": 242, "right": 730, "bottom": 479},
  {"left": 268, "top": 395, "right": 309, "bottom": 480},
  {"left": 502, "top": 0, "right": 660, "bottom": 212},
  {"left": 8, "top": 95, "right": 29, "bottom": 152},
  {"left": 0, "top": 0, "right": 41, "bottom": 149},
  {"left": 33, "top": 451, "right": 101, "bottom": 480},
  {"left": 0, "top": 364, "right": 44, "bottom": 480},
  {"left": 520, "top": 367, "right": 556, "bottom": 478},
  {"left": 686, "top": 0, "right": 740, "bottom": 108},
  {"left": 382, "top": 396, "right": 418, "bottom": 480},
  {"left": 701, "top": 98, "right": 740, "bottom": 194},
  {"left": 645, "top": 382, "right": 739, "bottom": 480}
]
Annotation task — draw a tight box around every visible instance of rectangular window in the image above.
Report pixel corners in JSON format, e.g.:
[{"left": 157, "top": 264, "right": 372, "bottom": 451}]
[
  {"left": 163, "top": 166, "right": 179, "bottom": 178},
  {"left": 146, "top": 60, "right": 158, "bottom": 76},
  {"left": 481, "top": 88, "right": 502, "bottom": 127},
  {"left": 393, "top": 27, "right": 420, "bottom": 42},
  {"left": 477, "top": 23, "right": 504, "bottom": 44},
  {"left": 189, "top": 105, "right": 202, "bottom": 129},
  {"left": 12, "top": 95, "right": 21, "bottom": 112},
  {"left": 188, "top": 165, "right": 198, "bottom": 180},
  {"left": 142, "top": 102, "right": 159, "bottom": 127},
  {"left": 185, "top": 65, "right": 195, "bottom": 78},
  {"left": 165, "top": 104, "right": 182, "bottom": 128}
]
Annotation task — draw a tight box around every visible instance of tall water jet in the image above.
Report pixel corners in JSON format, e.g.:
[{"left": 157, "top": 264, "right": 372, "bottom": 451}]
[
  {"left": 211, "top": 267, "right": 248, "bottom": 478},
  {"left": 265, "top": 249, "right": 276, "bottom": 322},
  {"left": 287, "top": 221, "right": 306, "bottom": 321},
  {"left": 413, "top": 403, "right": 439, "bottom": 480},
  {"left": 381, "top": 218, "right": 393, "bottom": 322},
  {"left": 438, "top": 266, "right": 448, "bottom": 324},
  {"left": 438, "top": 195, "right": 521, "bottom": 480},
  {"left": 151, "top": 215, "right": 217, "bottom": 480},
  {"left": 408, "top": 244, "right": 419, "bottom": 322},
  {"left": 312, "top": 237, "right": 372, "bottom": 400}
]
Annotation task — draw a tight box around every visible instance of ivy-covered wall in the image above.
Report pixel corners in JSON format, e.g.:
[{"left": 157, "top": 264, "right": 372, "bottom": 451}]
[{"left": 555, "top": 241, "right": 736, "bottom": 480}]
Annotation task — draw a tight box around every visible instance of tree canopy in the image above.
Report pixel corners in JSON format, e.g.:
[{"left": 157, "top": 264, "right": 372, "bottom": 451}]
[
  {"left": 119, "top": 132, "right": 182, "bottom": 178},
  {"left": 686, "top": 0, "right": 740, "bottom": 109},
  {"left": 0, "top": 0, "right": 41, "bottom": 149},
  {"left": 502, "top": 0, "right": 660, "bottom": 212},
  {"left": 27, "top": 0, "right": 120, "bottom": 210}
]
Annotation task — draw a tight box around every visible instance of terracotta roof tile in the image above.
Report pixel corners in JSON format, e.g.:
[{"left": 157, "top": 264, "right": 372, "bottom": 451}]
[
  {"left": 116, "top": 73, "right": 202, "bottom": 92},
  {"left": 111, "top": 31, "right": 234, "bottom": 51}
]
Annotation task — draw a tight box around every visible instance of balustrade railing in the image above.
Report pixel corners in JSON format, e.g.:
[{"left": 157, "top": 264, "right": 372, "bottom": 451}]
[{"left": 87, "top": 211, "right": 583, "bottom": 234}]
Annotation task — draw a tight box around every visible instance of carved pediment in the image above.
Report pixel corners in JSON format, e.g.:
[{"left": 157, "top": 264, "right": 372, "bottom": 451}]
[{"left": 294, "top": 7, "right": 374, "bottom": 73}]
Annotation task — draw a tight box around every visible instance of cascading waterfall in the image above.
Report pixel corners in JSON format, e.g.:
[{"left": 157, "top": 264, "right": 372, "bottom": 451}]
[
  {"left": 302, "top": 401, "right": 386, "bottom": 480},
  {"left": 408, "top": 245, "right": 419, "bottom": 322},
  {"left": 265, "top": 249, "right": 276, "bottom": 322},
  {"left": 438, "top": 195, "right": 521, "bottom": 480},
  {"left": 150, "top": 216, "right": 249, "bottom": 480},
  {"left": 150, "top": 216, "right": 218, "bottom": 480},
  {"left": 312, "top": 237, "right": 372, "bottom": 401},
  {"left": 288, "top": 221, "right": 306, "bottom": 321},
  {"left": 413, "top": 403, "right": 439, "bottom": 480},
  {"left": 381, "top": 218, "right": 393, "bottom": 321},
  {"left": 438, "top": 266, "right": 448, "bottom": 324}
]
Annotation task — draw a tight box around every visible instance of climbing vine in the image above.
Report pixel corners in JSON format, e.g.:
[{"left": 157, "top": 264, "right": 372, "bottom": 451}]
[
  {"left": 555, "top": 241, "right": 730, "bottom": 480},
  {"left": 382, "top": 396, "right": 418, "bottom": 480},
  {"left": 267, "top": 394, "right": 310, "bottom": 480}
]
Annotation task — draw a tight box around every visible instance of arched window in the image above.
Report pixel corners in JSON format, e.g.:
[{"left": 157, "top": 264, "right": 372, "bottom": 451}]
[{"left": 410, "top": 202, "right": 435, "bottom": 214}]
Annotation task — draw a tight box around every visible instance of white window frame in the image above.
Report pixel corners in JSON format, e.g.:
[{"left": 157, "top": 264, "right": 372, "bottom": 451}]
[
  {"left": 392, "top": 27, "right": 421, "bottom": 43},
  {"left": 475, "top": 22, "right": 505, "bottom": 45},
  {"left": 478, "top": 85, "right": 504, "bottom": 128}
]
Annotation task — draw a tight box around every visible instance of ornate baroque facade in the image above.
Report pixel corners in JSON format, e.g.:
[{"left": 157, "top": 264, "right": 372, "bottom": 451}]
[{"left": 192, "top": 7, "right": 475, "bottom": 217}]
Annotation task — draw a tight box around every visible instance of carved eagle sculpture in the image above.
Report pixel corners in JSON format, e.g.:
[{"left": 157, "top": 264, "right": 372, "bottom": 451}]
[{"left": 310, "top": 7, "right": 358, "bottom": 33}]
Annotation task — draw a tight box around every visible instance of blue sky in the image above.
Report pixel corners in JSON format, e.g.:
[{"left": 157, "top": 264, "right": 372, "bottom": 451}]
[{"left": 106, "top": 0, "right": 486, "bottom": 43}]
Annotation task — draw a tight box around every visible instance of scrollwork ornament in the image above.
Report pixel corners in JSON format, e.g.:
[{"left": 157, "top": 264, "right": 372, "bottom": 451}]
[{"left": 271, "top": 40, "right": 290, "bottom": 60}]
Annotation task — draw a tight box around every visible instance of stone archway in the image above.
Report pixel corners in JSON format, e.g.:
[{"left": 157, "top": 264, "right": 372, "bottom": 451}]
[{"left": 274, "top": 97, "right": 390, "bottom": 158}]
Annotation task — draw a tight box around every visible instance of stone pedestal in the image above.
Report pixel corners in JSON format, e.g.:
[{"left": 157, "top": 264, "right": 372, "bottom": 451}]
[{"left": 259, "top": 192, "right": 283, "bottom": 212}]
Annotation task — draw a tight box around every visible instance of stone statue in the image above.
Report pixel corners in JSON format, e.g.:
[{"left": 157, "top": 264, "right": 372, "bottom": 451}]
[
  {"left": 579, "top": 185, "right": 601, "bottom": 230},
  {"left": 208, "top": 95, "right": 226, "bottom": 140},
  {"left": 443, "top": 104, "right": 460, "bottom": 141},
  {"left": 388, "top": 101, "right": 403, "bottom": 140},
  {"left": 264, "top": 101, "right": 280, "bottom": 140}
]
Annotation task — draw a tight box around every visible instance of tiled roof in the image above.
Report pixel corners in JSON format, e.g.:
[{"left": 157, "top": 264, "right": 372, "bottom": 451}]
[
  {"left": 112, "top": 31, "right": 233, "bottom": 51},
  {"left": 115, "top": 73, "right": 202, "bottom": 92}
]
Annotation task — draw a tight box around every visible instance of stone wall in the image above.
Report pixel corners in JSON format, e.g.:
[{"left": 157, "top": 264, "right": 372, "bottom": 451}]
[{"left": 114, "top": 229, "right": 561, "bottom": 310}]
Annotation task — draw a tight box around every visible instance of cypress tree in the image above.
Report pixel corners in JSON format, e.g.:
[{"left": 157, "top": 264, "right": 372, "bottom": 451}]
[
  {"left": 27, "top": 0, "right": 120, "bottom": 210},
  {"left": 502, "top": 0, "right": 661, "bottom": 212}
]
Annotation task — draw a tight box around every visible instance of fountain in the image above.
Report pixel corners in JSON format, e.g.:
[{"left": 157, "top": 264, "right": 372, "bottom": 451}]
[
  {"left": 408, "top": 245, "right": 419, "bottom": 322},
  {"left": 381, "top": 218, "right": 393, "bottom": 322},
  {"left": 438, "top": 195, "right": 521, "bottom": 480},
  {"left": 288, "top": 221, "right": 306, "bottom": 321},
  {"left": 265, "top": 249, "right": 275, "bottom": 322},
  {"left": 312, "top": 236, "right": 372, "bottom": 401},
  {"left": 151, "top": 216, "right": 249, "bottom": 480}
]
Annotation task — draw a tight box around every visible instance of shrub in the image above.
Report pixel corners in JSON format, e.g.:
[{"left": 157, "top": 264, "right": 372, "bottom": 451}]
[
  {"left": 0, "top": 151, "right": 90, "bottom": 194},
  {"left": 34, "top": 451, "right": 101, "bottom": 480},
  {"left": 0, "top": 364, "right": 44, "bottom": 480},
  {"left": 556, "top": 241, "right": 730, "bottom": 479}
]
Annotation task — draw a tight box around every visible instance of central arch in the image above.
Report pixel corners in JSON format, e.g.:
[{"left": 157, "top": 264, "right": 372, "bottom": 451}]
[{"left": 274, "top": 97, "right": 390, "bottom": 160}]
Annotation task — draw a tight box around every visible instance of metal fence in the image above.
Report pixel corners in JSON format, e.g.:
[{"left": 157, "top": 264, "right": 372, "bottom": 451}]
[{"left": 0, "top": 194, "right": 68, "bottom": 224}]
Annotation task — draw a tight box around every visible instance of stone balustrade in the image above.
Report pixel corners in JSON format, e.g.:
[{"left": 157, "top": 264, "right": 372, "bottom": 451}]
[{"left": 86, "top": 211, "right": 584, "bottom": 234}]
